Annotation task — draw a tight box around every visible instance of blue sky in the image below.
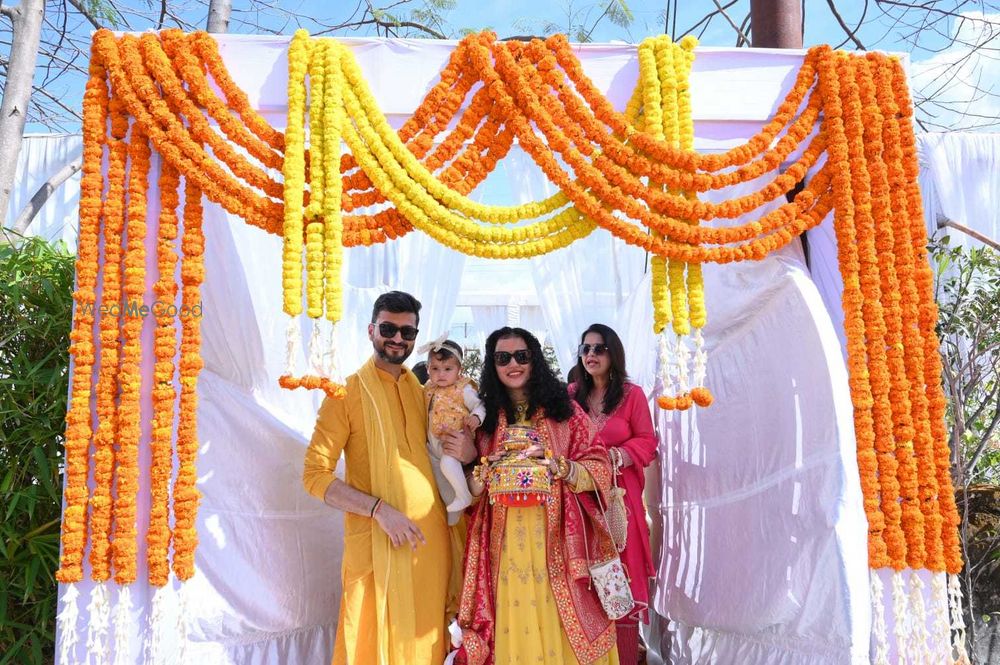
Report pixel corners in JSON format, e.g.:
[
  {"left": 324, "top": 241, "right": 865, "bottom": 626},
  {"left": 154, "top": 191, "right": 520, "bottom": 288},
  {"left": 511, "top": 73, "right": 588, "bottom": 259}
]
[{"left": 13, "top": 0, "right": 980, "bottom": 133}]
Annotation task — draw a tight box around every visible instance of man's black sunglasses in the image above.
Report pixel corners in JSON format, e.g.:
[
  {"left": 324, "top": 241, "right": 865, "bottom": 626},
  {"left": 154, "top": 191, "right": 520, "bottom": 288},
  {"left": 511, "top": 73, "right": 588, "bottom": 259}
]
[
  {"left": 376, "top": 322, "right": 419, "bottom": 341},
  {"left": 494, "top": 349, "right": 533, "bottom": 366}
]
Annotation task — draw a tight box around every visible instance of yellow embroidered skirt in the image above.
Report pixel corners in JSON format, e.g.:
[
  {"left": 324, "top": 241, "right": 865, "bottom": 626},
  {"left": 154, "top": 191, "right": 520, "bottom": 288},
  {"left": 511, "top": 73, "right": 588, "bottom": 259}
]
[{"left": 494, "top": 506, "right": 619, "bottom": 665}]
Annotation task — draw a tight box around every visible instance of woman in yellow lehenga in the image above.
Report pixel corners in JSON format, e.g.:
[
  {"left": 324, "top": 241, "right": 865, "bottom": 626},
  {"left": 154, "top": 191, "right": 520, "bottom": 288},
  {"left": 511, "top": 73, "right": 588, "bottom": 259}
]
[{"left": 454, "top": 327, "right": 620, "bottom": 665}]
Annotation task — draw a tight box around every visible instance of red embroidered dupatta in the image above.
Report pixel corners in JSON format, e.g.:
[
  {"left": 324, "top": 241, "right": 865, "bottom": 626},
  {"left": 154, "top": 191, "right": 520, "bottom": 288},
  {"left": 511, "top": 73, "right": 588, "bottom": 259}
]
[{"left": 456, "top": 402, "right": 618, "bottom": 665}]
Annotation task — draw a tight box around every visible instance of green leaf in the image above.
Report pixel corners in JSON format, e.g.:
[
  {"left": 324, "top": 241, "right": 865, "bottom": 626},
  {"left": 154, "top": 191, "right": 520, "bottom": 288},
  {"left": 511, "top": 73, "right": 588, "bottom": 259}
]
[{"left": 31, "top": 446, "right": 56, "bottom": 500}]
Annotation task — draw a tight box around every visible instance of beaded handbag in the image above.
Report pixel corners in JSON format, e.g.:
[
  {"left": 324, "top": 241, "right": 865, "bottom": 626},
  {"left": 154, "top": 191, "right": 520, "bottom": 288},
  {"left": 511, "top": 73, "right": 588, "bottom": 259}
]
[{"left": 575, "top": 491, "right": 635, "bottom": 620}]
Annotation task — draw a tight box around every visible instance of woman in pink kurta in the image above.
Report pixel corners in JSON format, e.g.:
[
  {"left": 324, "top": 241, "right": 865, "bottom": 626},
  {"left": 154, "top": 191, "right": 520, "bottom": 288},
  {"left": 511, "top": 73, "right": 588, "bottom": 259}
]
[{"left": 569, "top": 324, "right": 657, "bottom": 664}]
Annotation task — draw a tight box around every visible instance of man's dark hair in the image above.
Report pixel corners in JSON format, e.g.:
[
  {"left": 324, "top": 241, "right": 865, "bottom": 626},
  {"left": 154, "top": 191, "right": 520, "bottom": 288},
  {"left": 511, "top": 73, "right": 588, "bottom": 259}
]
[{"left": 370, "top": 291, "right": 421, "bottom": 326}]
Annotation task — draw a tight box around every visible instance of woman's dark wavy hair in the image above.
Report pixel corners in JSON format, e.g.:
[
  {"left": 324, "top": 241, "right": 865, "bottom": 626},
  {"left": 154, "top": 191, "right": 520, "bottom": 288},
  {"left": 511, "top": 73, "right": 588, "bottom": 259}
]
[
  {"left": 478, "top": 327, "right": 573, "bottom": 434},
  {"left": 573, "top": 323, "right": 628, "bottom": 415}
]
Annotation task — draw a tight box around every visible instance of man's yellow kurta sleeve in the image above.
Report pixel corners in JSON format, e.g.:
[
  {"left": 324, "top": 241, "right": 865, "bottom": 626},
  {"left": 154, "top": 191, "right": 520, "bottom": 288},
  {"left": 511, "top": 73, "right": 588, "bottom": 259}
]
[{"left": 303, "top": 395, "right": 350, "bottom": 500}]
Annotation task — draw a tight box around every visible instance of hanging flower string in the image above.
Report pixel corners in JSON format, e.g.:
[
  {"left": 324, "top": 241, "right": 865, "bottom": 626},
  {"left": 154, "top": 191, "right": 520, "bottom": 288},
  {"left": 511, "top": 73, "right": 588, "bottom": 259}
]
[{"left": 279, "top": 34, "right": 348, "bottom": 397}]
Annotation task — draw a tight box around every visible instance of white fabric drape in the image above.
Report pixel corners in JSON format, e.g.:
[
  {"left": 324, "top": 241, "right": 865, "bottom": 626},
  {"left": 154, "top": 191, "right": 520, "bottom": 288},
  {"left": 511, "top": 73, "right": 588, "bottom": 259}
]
[
  {"left": 28, "top": 35, "right": 981, "bottom": 664},
  {"left": 916, "top": 131, "right": 1000, "bottom": 248},
  {"left": 517, "top": 305, "right": 549, "bottom": 345},
  {"left": 500, "top": 149, "right": 650, "bottom": 379},
  {"left": 5, "top": 134, "right": 82, "bottom": 244},
  {"left": 654, "top": 224, "right": 871, "bottom": 664},
  {"left": 469, "top": 305, "right": 507, "bottom": 349}
]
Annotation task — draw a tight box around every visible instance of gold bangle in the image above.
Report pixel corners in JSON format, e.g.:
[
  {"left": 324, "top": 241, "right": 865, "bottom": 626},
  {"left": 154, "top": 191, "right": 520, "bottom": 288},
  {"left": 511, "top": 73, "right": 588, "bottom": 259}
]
[
  {"left": 556, "top": 456, "right": 571, "bottom": 480},
  {"left": 472, "top": 457, "right": 490, "bottom": 484}
]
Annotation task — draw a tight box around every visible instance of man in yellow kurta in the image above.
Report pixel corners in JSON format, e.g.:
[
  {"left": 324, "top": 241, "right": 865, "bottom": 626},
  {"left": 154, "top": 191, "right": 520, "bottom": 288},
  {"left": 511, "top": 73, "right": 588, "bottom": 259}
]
[{"left": 303, "top": 291, "right": 476, "bottom": 665}]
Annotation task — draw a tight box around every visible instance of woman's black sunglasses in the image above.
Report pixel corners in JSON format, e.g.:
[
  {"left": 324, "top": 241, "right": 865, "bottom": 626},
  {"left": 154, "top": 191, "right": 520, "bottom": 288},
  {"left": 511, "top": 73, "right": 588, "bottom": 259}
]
[
  {"left": 578, "top": 343, "right": 609, "bottom": 357},
  {"left": 376, "top": 322, "right": 419, "bottom": 341},
  {"left": 494, "top": 349, "right": 533, "bottom": 366}
]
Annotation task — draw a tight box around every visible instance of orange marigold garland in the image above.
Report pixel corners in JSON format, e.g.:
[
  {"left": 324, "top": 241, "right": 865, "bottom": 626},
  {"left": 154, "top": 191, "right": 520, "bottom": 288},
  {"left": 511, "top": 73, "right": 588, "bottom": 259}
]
[
  {"left": 112, "top": 126, "right": 151, "bottom": 585},
  {"left": 874, "top": 54, "right": 944, "bottom": 573},
  {"left": 839, "top": 53, "right": 907, "bottom": 570},
  {"left": 57, "top": 54, "right": 109, "bottom": 585},
  {"left": 148, "top": 163, "right": 181, "bottom": 588},
  {"left": 816, "top": 48, "right": 889, "bottom": 569},
  {"left": 856, "top": 54, "right": 925, "bottom": 569},
  {"left": 88, "top": 93, "right": 128, "bottom": 583},
  {"left": 173, "top": 181, "right": 205, "bottom": 582},
  {"left": 889, "top": 58, "right": 962, "bottom": 574}
]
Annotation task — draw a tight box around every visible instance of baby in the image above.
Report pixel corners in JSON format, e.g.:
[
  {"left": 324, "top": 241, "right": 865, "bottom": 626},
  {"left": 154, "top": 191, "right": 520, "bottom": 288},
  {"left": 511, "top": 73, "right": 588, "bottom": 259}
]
[{"left": 419, "top": 337, "right": 484, "bottom": 523}]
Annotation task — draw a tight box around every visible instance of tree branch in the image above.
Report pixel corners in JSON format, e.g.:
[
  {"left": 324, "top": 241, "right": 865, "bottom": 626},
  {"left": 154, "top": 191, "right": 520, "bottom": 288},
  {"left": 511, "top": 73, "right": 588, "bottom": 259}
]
[
  {"left": 712, "top": 0, "right": 750, "bottom": 46},
  {"left": 372, "top": 17, "right": 445, "bottom": 38},
  {"left": 11, "top": 157, "right": 81, "bottom": 234},
  {"left": 826, "top": 0, "right": 865, "bottom": 49},
  {"left": 967, "top": 403, "right": 1000, "bottom": 477},
  {"left": 938, "top": 217, "right": 1000, "bottom": 252},
  {"left": 64, "top": 0, "right": 102, "bottom": 29}
]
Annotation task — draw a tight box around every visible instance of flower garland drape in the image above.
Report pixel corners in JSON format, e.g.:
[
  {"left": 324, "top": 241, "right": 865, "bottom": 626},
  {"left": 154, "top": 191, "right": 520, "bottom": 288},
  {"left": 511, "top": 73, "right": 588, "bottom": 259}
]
[{"left": 58, "top": 27, "right": 967, "bottom": 663}]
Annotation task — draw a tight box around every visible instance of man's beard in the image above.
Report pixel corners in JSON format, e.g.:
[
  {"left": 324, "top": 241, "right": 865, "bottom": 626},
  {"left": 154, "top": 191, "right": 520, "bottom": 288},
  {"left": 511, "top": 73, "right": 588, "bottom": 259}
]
[{"left": 375, "top": 339, "right": 412, "bottom": 365}]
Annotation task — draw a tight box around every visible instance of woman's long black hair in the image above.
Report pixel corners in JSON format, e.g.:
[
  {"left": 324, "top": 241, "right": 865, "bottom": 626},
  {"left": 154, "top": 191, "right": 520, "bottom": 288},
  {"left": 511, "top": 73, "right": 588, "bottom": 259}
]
[
  {"left": 572, "top": 323, "right": 628, "bottom": 415},
  {"left": 478, "top": 327, "right": 573, "bottom": 434}
]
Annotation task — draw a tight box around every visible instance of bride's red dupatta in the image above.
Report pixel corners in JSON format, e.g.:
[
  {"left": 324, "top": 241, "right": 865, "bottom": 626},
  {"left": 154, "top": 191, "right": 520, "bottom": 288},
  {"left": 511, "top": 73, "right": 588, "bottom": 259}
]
[{"left": 455, "top": 402, "right": 618, "bottom": 665}]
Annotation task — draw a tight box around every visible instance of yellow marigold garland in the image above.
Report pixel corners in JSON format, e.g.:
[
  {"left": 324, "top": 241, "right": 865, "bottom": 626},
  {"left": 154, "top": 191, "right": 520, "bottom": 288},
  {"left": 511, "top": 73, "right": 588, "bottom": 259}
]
[
  {"left": 282, "top": 29, "right": 308, "bottom": 318},
  {"left": 322, "top": 41, "right": 345, "bottom": 323},
  {"left": 305, "top": 38, "right": 327, "bottom": 320}
]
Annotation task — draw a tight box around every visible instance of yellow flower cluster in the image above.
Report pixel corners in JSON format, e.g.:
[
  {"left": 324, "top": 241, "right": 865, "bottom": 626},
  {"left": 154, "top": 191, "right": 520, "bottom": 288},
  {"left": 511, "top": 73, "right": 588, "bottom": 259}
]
[
  {"left": 632, "top": 35, "right": 711, "bottom": 409},
  {"left": 282, "top": 30, "right": 308, "bottom": 318},
  {"left": 281, "top": 32, "right": 348, "bottom": 398}
]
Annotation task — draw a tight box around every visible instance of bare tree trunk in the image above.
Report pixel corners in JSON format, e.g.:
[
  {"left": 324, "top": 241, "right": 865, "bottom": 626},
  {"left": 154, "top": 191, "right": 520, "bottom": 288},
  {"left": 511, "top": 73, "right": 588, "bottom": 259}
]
[
  {"left": 12, "top": 156, "right": 82, "bottom": 234},
  {"left": 0, "top": 0, "right": 45, "bottom": 229},
  {"left": 749, "top": 0, "right": 803, "bottom": 48},
  {"left": 206, "top": 0, "right": 231, "bottom": 33}
]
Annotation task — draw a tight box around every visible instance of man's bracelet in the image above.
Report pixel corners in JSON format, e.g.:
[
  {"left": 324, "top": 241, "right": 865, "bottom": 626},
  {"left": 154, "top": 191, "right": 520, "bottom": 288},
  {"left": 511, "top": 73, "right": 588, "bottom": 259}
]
[{"left": 370, "top": 498, "right": 383, "bottom": 518}]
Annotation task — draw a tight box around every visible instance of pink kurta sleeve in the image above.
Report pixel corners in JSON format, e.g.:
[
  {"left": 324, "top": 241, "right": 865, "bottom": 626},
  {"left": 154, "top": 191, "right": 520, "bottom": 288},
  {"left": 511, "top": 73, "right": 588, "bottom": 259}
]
[{"left": 618, "top": 386, "right": 657, "bottom": 467}]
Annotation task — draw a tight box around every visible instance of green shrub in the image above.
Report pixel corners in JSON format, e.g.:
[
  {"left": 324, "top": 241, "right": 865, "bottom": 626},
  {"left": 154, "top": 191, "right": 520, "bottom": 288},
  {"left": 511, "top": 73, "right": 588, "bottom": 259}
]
[{"left": 0, "top": 232, "right": 74, "bottom": 663}]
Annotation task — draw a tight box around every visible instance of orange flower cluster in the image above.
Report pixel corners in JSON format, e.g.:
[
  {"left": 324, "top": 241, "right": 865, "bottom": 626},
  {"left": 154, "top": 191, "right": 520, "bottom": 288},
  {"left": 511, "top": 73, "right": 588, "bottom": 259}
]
[
  {"left": 61, "top": 29, "right": 964, "bottom": 584},
  {"left": 147, "top": 164, "right": 181, "bottom": 587},
  {"left": 112, "top": 125, "right": 150, "bottom": 585},
  {"left": 817, "top": 48, "right": 961, "bottom": 573},
  {"left": 56, "top": 53, "right": 108, "bottom": 585},
  {"left": 174, "top": 182, "right": 206, "bottom": 582},
  {"left": 88, "top": 93, "right": 128, "bottom": 583}
]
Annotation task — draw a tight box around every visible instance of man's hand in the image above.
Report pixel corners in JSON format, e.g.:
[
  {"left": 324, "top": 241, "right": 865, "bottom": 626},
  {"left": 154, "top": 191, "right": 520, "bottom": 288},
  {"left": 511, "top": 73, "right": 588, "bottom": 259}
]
[
  {"left": 440, "top": 426, "right": 478, "bottom": 464},
  {"left": 374, "top": 503, "right": 426, "bottom": 550}
]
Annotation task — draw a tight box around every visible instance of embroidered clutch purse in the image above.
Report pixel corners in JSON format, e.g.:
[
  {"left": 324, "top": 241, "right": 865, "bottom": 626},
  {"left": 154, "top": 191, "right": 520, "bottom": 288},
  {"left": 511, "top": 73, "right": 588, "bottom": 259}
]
[
  {"left": 487, "top": 457, "right": 552, "bottom": 506},
  {"left": 487, "top": 423, "right": 552, "bottom": 507}
]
